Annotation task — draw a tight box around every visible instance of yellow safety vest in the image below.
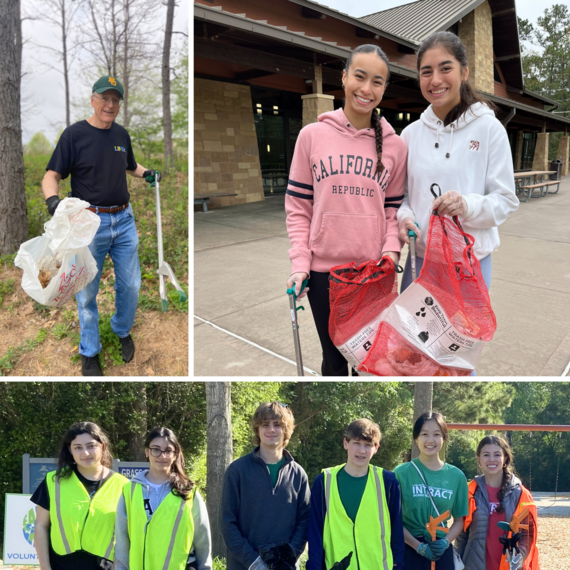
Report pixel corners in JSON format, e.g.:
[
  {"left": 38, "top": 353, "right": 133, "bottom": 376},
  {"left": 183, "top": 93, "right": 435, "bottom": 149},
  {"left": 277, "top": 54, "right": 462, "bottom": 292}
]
[
  {"left": 123, "top": 481, "right": 195, "bottom": 570},
  {"left": 323, "top": 464, "right": 393, "bottom": 570},
  {"left": 46, "top": 469, "right": 128, "bottom": 560}
]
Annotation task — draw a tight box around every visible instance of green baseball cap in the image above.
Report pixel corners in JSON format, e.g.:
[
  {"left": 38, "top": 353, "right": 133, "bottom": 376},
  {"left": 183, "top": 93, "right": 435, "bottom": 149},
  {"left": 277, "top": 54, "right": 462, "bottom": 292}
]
[{"left": 92, "top": 76, "right": 124, "bottom": 99}]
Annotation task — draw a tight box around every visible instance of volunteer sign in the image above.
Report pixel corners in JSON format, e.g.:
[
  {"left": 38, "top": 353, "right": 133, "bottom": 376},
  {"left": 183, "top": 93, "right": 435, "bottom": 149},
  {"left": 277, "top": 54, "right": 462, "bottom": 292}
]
[{"left": 3, "top": 494, "right": 39, "bottom": 566}]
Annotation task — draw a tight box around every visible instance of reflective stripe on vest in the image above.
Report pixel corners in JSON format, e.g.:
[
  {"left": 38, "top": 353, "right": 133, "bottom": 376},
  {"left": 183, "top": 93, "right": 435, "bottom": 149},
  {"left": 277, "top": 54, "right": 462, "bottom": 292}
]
[
  {"left": 47, "top": 470, "right": 128, "bottom": 560},
  {"left": 323, "top": 464, "right": 392, "bottom": 570},
  {"left": 124, "top": 482, "right": 195, "bottom": 570}
]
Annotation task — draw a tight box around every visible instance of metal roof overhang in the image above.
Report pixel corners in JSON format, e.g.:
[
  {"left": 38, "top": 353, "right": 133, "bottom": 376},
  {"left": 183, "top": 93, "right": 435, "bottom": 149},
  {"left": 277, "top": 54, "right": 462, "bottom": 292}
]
[{"left": 194, "top": 4, "right": 418, "bottom": 80}]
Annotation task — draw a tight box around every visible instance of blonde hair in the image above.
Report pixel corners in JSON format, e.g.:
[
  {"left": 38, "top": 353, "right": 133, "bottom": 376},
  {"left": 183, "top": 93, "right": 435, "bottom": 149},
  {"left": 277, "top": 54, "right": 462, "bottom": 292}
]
[{"left": 252, "top": 402, "right": 295, "bottom": 448}]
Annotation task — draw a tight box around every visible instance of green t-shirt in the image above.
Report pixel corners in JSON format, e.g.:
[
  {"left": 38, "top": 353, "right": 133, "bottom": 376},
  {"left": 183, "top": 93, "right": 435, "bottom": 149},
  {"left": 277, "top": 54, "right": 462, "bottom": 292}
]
[
  {"left": 266, "top": 457, "right": 286, "bottom": 487},
  {"left": 337, "top": 467, "right": 368, "bottom": 523},
  {"left": 394, "top": 458, "right": 468, "bottom": 538}
]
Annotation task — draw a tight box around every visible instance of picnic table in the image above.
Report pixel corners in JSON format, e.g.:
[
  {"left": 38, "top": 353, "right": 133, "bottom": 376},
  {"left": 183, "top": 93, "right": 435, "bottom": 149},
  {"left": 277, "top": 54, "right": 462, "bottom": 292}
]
[
  {"left": 194, "top": 192, "right": 237, "bottom": 213},
  {"left": 514, "top": 171, "right": 559, "bottom": 202}
]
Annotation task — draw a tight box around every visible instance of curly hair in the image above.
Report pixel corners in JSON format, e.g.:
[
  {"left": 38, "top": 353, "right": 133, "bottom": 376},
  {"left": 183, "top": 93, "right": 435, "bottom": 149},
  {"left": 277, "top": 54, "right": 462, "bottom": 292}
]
[
  {"left": 477, "top": 435, "right": 515, "bottom": 514},
  {"left": 344, "top": 418, "right": 382, "bottom": 445},
  {"left": 344, "top": 44, "right": 390, "bottom": 174},
  {"left": 145, "top": 427, "right": 195, "bottom": 501},
  {"left": 251, "top": 402, "right": 295, "bottom": 448},
  {"left": 56, "top": 421, "right": 113, "bottom": 480}
]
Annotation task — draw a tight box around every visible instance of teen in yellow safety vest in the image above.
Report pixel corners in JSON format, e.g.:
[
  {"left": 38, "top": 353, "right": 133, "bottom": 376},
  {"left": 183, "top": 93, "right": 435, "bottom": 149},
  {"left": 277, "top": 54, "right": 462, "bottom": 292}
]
[
  {"left": 307, "top": 419, "right": 405, "bottom": 570},
  {"left": 31, "top": 421, "right": 128, "bottom": 570},
  {"left": 455, "top": 436, "right": 539, "bottom": 570},
  {"left": 114, "top": 427, "right": 212, "bottom": 570}
]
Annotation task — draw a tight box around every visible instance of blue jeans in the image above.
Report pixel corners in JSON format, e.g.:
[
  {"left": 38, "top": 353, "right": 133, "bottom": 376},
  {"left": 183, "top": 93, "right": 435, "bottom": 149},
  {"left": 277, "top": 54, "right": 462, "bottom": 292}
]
[
  {"left": 400, "top": 252, "right": 492, "bottom": 376},
  {"left": 76, "top": 204, "right": 141, "bottom": 357}
]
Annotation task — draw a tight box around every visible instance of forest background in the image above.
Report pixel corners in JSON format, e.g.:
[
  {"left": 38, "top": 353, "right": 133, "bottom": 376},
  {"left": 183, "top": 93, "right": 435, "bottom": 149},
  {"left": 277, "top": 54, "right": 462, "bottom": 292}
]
[
  {"left": 0, "top": 0, "right": 189, "bottom": 375},
  {"left": 0, "top": 380, "right": 568, "bottom": 551}
]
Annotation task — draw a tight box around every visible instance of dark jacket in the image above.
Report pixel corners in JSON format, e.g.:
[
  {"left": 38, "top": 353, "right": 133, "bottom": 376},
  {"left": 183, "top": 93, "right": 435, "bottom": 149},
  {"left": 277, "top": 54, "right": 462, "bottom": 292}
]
[
  {"left": 221, "top": 448, "right": 311, "bottom": 570},
  {"left": 307, "top": 468, "right": 405, "bottom": 570}
]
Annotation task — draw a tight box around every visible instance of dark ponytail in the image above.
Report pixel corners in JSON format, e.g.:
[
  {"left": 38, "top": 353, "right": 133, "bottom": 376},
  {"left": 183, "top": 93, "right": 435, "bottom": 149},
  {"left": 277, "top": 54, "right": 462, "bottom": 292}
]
[
  {"left": 145, "top": 427, "right": 195, "bottom": 501},
  {"left": 416, "top": 31, "right": 496, "bottom": 126},
  {"left": 477, "top": 435, "right": 515, "bottom": 514},
  {"left": 344, "top": 44, "right": 390, "bottom": 173}
]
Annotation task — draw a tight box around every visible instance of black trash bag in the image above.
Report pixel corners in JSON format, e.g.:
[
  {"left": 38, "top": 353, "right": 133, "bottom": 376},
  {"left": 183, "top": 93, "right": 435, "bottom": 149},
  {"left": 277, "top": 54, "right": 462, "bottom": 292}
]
[
  {"left": 259, "top": 542, "right": 296, "bottom": 570},
  {"left": 329, "top": 551, "right": 353, "bottom": 570}
]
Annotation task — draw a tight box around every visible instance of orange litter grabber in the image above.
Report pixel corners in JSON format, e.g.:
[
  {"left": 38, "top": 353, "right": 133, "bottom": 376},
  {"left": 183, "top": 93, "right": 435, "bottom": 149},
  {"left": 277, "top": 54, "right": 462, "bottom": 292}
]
[
  {"left": 498, "top": 507, "right": 529, "bottom": 569},
  {"left": 425, "top": 510, "right": 450, "bottom": 570}
]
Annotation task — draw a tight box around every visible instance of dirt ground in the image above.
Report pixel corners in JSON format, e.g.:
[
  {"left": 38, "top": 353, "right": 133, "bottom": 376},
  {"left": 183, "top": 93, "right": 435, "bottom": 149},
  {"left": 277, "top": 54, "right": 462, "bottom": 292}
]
[{"left": 0, "top": 265, "right": 188, "bottom": 377}]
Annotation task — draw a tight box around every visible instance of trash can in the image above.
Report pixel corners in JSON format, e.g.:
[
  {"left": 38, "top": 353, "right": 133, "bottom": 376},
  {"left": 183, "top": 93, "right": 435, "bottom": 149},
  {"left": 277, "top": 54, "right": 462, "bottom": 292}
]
[{"left": 550, "top": 159, "right": 562, "bottom": 180}]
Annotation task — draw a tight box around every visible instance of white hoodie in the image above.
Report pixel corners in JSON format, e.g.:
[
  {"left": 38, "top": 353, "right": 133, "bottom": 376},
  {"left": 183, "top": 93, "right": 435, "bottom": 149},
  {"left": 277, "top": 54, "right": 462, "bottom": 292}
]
[{"left": 397, "top": 102, "right": 519, "bottom": 260}]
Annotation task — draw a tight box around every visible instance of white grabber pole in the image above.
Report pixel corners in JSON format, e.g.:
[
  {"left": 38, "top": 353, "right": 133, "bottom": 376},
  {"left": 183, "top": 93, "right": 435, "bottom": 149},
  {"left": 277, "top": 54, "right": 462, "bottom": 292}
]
[
  {"left": 287, "top": 278, "right": 308, "bottom": 376},
  {"left": 408, "top": 223, "right": 419, "bottom": 281},
  {"left": 154, "top": 171, "right": 187, "bottom": 311}
]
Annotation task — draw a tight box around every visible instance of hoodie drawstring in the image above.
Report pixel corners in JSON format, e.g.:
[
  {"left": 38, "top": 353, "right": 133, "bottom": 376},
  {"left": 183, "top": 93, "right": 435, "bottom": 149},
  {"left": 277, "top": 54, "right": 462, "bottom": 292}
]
[
  {"left": 446, "top": 124, "right": 456, "bottom": 158},
  {"left": 435, "top": 120, "right": 441, "bottom": 148}
]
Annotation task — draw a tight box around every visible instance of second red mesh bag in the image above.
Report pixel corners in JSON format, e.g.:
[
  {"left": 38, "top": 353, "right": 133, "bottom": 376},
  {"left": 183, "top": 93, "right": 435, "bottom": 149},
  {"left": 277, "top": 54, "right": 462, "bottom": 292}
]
[
  {"left": 329, "top": 257, "right": 400, "bottom": 370},
  {"left": 358, "top": 212, "right": 497, "bottom": 376}
]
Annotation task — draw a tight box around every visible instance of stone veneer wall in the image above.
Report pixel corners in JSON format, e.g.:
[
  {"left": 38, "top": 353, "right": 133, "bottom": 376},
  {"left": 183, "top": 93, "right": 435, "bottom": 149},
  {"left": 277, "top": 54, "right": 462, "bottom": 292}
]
[
  {"left": 194, "top": 78, "right": 264, "bottom": 208},
  {"left": 458, "top": 1, "right": 494, "bottom": 94},
  {"left": 301, "top": 93, "right": 335, "bottom": 128},
  {"left": 532, "top": 133, "right": 549, "bottom": 171}
]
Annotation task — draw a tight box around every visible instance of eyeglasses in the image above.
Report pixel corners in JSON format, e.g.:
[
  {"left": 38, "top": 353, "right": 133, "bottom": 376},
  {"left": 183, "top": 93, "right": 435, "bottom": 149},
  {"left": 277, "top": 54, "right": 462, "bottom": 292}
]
[
  {"left": 93, "top": 94, "right": 122, "bottom": 107},
  {"left": 149, "top": 447, "right": 175, "bottom": 458}
]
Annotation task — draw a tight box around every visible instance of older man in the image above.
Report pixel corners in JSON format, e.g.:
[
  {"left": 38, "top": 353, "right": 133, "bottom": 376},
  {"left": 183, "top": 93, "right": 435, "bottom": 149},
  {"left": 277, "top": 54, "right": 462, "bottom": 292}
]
[{"left": 42, "top": 76, "right": 155, "bottom": 376}]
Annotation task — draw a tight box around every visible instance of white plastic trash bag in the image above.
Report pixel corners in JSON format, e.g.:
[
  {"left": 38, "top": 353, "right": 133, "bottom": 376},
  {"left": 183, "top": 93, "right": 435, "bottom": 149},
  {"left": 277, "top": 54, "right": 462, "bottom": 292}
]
[{"left": 15, "top": 198, "right": 101, "bottom": 307}]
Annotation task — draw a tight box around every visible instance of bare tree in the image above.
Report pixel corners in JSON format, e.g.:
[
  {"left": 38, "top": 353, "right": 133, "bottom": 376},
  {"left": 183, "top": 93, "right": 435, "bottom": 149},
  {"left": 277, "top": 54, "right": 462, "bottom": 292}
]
[
  {"left": 206, "top": 382, "right": 233, "bottom": 559},
  {"left": 162, "top": 0, "right": 175, "bottom": 171},
  {"left": 31, "top": 0, "right": 81, "bottom": 127},
  {"left": 126, "top": 383, "right": 148, "bottom": 460},
  {"left": 0, "top": 0, "right": 29, "bottom": 254},
  {"left": 411, "top": 382, "right": 433, "bottom": 459},
  {"left": 81, "top": 0, "right": 161, "bottom": 127}
]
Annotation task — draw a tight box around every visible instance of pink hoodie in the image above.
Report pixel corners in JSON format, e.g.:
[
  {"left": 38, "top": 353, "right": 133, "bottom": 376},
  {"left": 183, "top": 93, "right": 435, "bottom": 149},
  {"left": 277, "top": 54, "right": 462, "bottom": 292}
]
[{"left": 285, "top": 107, "right": 408, "bottom": 275}]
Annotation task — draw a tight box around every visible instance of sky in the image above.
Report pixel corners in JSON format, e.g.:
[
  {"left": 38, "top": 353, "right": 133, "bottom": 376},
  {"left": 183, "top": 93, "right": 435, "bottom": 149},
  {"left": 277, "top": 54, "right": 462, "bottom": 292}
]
[{"left": 20, "top": 0, "right": 189, "bottom": 144}]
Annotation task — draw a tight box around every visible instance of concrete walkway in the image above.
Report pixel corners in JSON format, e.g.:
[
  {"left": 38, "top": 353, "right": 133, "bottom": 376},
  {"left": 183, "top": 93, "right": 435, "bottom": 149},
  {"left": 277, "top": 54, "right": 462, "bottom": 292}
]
[{"left": 194, "top": 176, "right": 570, "bottom": 376}]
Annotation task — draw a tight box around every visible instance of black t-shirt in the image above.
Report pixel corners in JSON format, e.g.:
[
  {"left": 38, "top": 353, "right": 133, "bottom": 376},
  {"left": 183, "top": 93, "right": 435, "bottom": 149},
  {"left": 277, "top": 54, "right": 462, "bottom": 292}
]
[
  {"left": 46, "top": 120, "right": 137, "bottom": 207},
  {"left": 30, "top": 467, "right": 115, "bottom": 570}
]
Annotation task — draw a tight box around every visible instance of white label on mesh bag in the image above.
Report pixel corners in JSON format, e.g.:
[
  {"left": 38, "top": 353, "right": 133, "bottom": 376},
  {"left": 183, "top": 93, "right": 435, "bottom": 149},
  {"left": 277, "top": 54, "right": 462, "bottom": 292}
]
[
  {"left": 381, "top": 282, "right": 484, "bottom": 370},
  {"left": 336, "top": 312, "right": 385, "bottom": 369}
]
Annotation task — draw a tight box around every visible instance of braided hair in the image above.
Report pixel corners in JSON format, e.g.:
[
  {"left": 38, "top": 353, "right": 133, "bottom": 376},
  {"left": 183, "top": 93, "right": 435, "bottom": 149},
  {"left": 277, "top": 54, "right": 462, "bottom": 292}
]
[
  {"left": 344, "top": 44, "right": 390, "bottom": 174},
  {"left": 477, "top": 435, "right": 515, "bottom": 514}
]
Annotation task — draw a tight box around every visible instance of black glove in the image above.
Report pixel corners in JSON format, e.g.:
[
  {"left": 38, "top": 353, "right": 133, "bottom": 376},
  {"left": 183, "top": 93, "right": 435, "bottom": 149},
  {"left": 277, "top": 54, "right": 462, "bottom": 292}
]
[
  {"left": 259, "top": 543, "right": 296, "bottom": 570},
  {"left": 46, "top": 196, "right": 62, "bottom": 216},
  {"left": 142, "top": 169, "right": 158, "bottom": 186},
  {"left": 330, "top": 552, "right": 353, "bottom": 570}
]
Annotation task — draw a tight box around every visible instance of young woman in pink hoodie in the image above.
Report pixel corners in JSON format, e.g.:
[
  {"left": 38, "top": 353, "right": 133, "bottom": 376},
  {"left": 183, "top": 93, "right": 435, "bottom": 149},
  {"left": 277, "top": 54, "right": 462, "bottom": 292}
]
[{"left": 285, "top": 44, "right": 408, "bottom": 376}]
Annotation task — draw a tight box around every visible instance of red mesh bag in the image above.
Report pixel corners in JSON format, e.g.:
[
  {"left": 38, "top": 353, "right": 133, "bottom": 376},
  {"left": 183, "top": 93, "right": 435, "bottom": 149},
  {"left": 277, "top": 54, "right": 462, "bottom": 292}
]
[
  {"left": 358, "top": 209, "right": 497, "bottom": 376},
  {"left": 328, "top": 257, "right": 400, "bottom": 369}
]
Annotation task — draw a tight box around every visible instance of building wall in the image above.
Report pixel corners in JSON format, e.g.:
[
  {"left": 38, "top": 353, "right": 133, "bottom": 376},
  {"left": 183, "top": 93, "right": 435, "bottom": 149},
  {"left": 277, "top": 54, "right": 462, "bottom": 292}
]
[
  {"left": 194, "top": 78, "right": 264, "bottom": 208},
  {"left": 458, "top": 1, "right": 494, "bottom": 94}
]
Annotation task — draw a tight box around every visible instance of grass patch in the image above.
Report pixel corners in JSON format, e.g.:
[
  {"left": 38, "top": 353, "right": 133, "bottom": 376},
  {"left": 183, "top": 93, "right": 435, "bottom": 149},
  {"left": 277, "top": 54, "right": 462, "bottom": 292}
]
[{"left": 0, "top": 328, "right": 49, "bottom": 376}]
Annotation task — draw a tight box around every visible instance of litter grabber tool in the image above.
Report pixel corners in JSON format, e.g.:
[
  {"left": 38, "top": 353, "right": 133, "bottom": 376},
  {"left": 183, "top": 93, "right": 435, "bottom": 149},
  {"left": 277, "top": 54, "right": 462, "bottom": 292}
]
[
  {"left": 426, "top": 510, "right": 450, "bottom": 570},
  {"left": 329, "top": 552, "right": 353, "bottom": 570},
  {"left": 286, "top": 278, "right": 309, "bottom": 376},
  {"left": 408, "top": 222, "right": 419, "bottom": 281},
  {"left": 498, "top": 508, "right": 529, "bottom": 569},
  {"left": 153, "top": 171, "right": 187, "bottom": 311}
]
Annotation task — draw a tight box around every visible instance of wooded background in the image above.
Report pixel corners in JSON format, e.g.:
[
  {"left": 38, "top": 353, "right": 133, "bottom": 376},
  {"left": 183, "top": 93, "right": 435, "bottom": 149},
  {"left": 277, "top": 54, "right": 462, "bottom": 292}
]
[{"left": 0, "top": 380, "right": 568, "bottom": 553}]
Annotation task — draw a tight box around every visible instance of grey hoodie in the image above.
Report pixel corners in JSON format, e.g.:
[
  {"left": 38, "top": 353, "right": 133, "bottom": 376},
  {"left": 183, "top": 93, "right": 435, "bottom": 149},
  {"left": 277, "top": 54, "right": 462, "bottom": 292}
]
[
  {"left": 455, "top": 474, "right": 531, "bottom": 570},
  {"left": 114, "top": 470, "right": 212, "bottom": 570}
]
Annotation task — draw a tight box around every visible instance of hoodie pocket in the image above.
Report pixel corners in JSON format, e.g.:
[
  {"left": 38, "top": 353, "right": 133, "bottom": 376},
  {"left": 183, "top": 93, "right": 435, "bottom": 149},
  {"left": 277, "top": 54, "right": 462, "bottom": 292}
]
[{"left": 311, "top": 212, "right": 381, "bottom": 262}]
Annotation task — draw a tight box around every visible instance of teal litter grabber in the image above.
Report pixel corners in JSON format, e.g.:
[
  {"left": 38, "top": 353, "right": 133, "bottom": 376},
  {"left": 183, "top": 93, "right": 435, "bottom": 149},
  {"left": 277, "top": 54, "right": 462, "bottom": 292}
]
[
  {"left": 287, "top": 278, "right": 309, "bottom": 376},
  {"left": 154, "top": 171, "right": 187, "bottom": 311}
]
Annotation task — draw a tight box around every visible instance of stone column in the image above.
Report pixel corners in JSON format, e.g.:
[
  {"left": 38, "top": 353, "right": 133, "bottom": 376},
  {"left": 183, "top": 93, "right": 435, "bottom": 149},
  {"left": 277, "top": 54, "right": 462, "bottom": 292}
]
[
  {"left": 514, "top": 130, "right": 523, "bottom": 171},
  {"left": 301, "top": 94, "right": 335, "bottom": 127},
  {"left": 531, "top": 133, "right": 549, "bottom": 172},
  {"left": 557, "top": 136, "right": 569, "bottom": 176},
  {"left": 458, "top": 1, "right": 494, "bottom": 94}
]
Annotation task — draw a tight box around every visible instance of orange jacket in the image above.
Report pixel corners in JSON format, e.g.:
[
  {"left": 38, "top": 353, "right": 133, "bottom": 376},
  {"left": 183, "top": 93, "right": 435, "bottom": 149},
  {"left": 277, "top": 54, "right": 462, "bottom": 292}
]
[{"left": 464, "top": 479, "right": 539, "bottom": 570}]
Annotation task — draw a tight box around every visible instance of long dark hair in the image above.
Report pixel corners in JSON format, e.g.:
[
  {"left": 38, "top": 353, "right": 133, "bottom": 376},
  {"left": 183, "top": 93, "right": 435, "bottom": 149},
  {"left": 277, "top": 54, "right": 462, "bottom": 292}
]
[
  {"left": 412, "top": 411, "right": 448, "bottom": 441},
  {"left": 477, "top": 435, "right": 515, "bottom": 514},
  {"left": 145, "top": 427, "right": 194, "bottom": 501},
  {"left": 56, "top": 421, "right": 113, "bottom": 480},
  {"left": 344, "top": 44, "right": 390, "bottom": 174},
  {"left": 416, "top": 31, "right": 496, "bottom": 126}
]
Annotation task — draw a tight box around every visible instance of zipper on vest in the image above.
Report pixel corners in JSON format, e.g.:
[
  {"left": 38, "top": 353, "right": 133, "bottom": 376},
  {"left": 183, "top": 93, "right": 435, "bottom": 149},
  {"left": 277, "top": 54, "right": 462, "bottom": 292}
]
[{"left": 353, "top": 526, "right": 360, "bottom": 570}]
